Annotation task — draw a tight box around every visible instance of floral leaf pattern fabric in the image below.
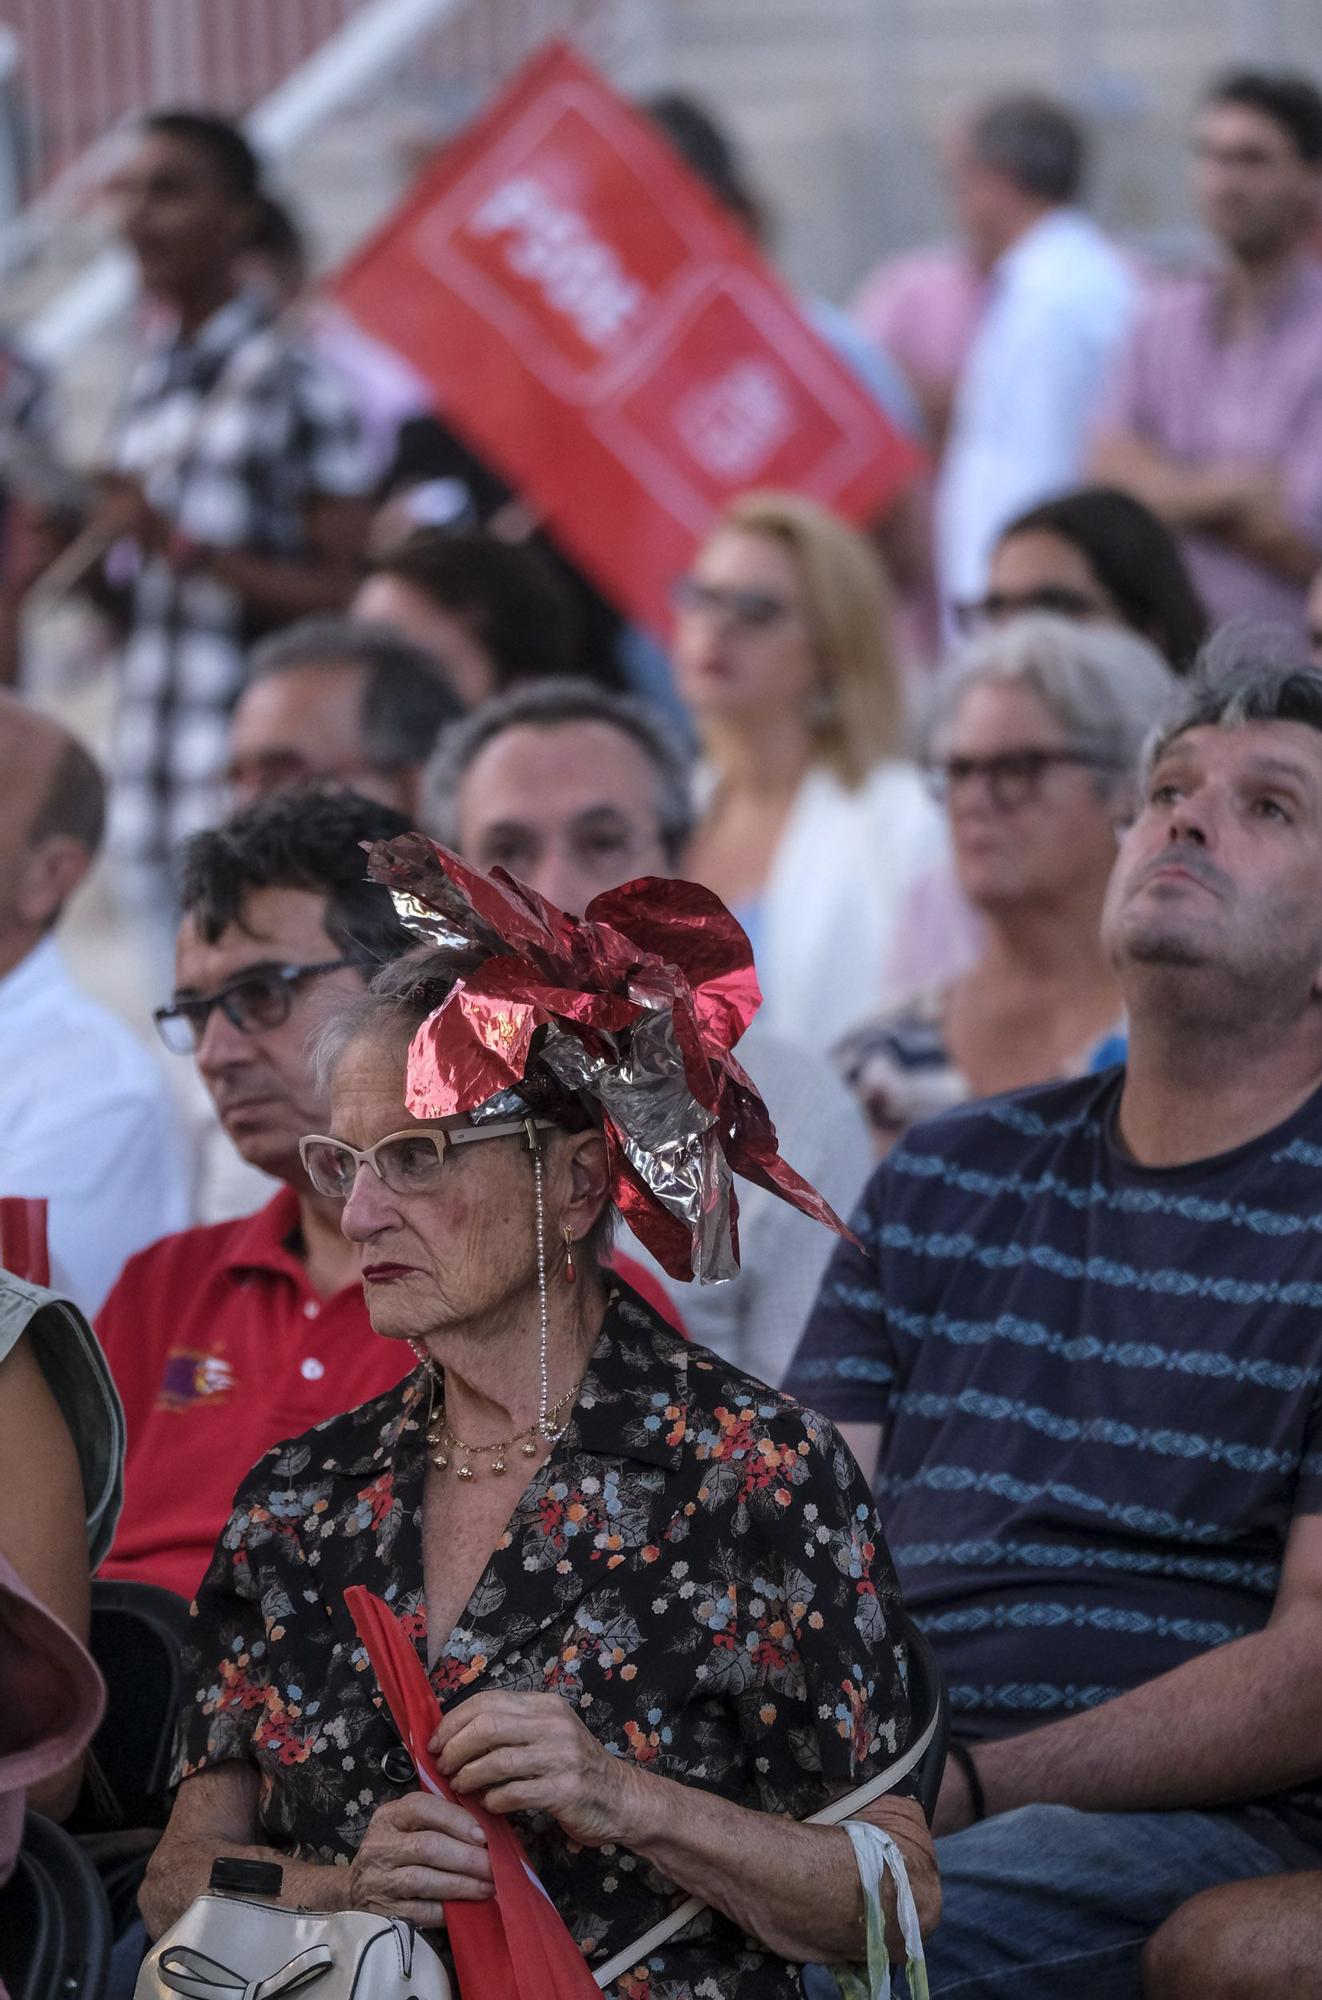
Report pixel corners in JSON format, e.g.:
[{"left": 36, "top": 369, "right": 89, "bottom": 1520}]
[{"left": 175, "top": 1289, "right": 917, "bottom": 1998}]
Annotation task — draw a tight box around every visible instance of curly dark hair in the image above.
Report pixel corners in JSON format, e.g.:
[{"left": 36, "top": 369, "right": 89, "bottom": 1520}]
[{"left": 177, "top": 787, "right": 419, "bottom": 969}]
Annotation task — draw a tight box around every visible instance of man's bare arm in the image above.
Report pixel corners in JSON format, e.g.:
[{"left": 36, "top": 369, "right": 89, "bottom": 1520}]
[
  {"left": 1092, "top": 432, "right": 1321, "bottom": 582},
  {"left": 951, "top": 1513, "right": 1322, "bottom": 1828}
]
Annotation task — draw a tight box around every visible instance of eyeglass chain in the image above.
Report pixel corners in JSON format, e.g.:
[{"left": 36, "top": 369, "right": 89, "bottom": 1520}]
[{"left": 409, "top": 1145, "right": 580, "bottom": 1479}]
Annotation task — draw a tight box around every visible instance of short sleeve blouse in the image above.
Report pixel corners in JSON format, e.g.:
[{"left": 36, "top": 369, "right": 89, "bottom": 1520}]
[{"left": 175, "top": 1291, "right": 918, "bottom": 2000}]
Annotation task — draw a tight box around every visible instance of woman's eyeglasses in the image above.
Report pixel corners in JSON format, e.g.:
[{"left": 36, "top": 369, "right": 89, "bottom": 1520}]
[
  {"left": 671, "top": 576, "right": 795, "bottom": 630},
  {"left": 926, "top": 747, "right": 1120, "bottom": 812},
  {"left": 952, "top": 586, "right": 1109, "bottom": 634},
  {"left": 299, "top": 1117, "right": 554, "bottom": 1199},
  {"left": 153, "top": 959, "right": 355, "bottom": 1054}
]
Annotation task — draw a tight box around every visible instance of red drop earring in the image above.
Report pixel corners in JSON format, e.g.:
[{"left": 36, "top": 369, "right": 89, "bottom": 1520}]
[{"left": 563, "top": 1225, "right": 576, "bottom": 1285}]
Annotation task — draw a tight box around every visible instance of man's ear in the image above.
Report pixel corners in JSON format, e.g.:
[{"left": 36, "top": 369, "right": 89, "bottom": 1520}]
[{"left": 16, "top": 835, "right": 92, "bottom": 930}]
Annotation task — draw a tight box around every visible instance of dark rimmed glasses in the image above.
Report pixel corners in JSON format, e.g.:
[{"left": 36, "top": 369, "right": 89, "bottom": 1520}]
[
  {"left": 926, "top": 747, "right": 1121, "bottom": 812},
  {"left": 671, "top": 575, "right": 795, "bottom": 631},
  {"left": 299, "top": 1117, "right": 555, "bottom": 1199},
  {"left": 154, "top": 959, "right": 355, "bottom": 1054},
  {"left": 951, "top": 586, "right": 1111, "bottom": 634}
]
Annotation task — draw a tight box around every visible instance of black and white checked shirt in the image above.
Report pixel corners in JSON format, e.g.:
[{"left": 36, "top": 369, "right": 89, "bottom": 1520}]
[{"left": 110, "top": 288, "right": 370, "bottom": 866}]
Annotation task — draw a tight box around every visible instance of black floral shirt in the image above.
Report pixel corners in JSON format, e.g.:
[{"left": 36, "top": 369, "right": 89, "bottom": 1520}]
[{"left": 175, "top": 1289, "right": 916, "bottom": 1999}]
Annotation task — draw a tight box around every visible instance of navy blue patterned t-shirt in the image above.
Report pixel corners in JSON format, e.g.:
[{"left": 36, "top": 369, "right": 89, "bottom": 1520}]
[{"left": 784, "top": 1067, "right": 1322, "bottom": 1805}]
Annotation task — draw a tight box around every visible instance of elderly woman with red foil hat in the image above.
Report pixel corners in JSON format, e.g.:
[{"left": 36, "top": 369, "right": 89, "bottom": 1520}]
[{"left": 141, "top": 838, "right": 939, "bottom": 1998}]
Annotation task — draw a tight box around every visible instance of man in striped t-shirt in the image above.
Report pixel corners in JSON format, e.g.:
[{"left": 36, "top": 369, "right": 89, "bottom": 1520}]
[{"left": 787, "top": 649, "right": 1322, "bottom": 1995}]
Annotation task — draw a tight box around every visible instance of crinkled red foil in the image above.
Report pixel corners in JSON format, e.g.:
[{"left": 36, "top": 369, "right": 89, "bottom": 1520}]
[{"left": 364, "top": 833, "right": 855, "bottom": 1281}]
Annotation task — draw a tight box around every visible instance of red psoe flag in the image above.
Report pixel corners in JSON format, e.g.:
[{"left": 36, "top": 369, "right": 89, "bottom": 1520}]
[{"left": 335, "top": 40, "right": 925, "bottom": 635}]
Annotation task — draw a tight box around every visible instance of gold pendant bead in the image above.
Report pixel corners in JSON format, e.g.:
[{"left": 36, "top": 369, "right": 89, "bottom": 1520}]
[
  {"left": 491, "top": 1458, "right": 507, "bottom": 1475},
  {"left": 521, "top": 1438, "right": 538, "bottom": 1456},
  {"left": 431, "top": 1450, "right": 448, "bottom": 1469},
  {"left": 456, "top": 1462, "right": 474, "bottom": 1482}
]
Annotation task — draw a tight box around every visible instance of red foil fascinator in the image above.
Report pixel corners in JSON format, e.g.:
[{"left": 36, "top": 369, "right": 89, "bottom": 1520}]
[{"left": 363, "top": 832, "right": 856, "bottom": 1283}]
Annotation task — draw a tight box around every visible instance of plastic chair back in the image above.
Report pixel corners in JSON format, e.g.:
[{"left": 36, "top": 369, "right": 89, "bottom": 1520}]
[
  {"left": 0, "top": 1812, "right": 110, "bottom": 2000},
  {"left": 85, "top": 1579, "right": 191, "bottom": 1829}
]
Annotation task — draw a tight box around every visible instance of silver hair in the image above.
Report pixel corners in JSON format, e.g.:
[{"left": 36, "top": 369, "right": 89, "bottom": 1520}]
[
  {"left": 421, "top": 676, "right": 695, "bottom": 861},
  {"left": 931, "top": 613, "right": 1178, "bottom": 798},
  {"left": 1140, "top": 623, "right": 1322, "bottom": 781},
  {"left": 308, "top": 949, "right": 618, "bottom": 1264}
]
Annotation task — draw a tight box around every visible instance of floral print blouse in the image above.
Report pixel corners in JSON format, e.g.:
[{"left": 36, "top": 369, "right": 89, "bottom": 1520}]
[{"left": 175, "top": 1288, "right": 917, "bottom": 1999}]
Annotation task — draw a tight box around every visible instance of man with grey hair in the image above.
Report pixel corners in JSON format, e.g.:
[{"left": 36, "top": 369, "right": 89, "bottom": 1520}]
[
  {"left": 785, "top": 642, "right": 1322, "bottom": 1992},
  {"left": 936, "top": 90, "right": 1138, "bottom": 621},
  {"left": 226, "top": 615, "right": 465, "bottom": 821},
  {"left": 422, "top": 677, "right": 873, "bottom": 1383}
]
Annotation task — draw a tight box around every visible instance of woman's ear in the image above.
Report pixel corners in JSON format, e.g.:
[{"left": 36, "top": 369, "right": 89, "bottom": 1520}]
[{"left": 562, "top": 1130, "right": 611, "bottom": 1238}]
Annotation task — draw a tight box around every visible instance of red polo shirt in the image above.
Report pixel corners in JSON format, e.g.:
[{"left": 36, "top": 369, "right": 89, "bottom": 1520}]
[{"left": 97, "top": 1188, "right": 408, "bottom": 1601}]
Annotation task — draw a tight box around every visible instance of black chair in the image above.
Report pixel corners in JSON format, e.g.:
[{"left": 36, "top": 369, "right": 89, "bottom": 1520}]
[
  {"left": 0, "top": 1813, "right": 111, "bottom": 2000},
  {"left": 85, "top": 1579, "right": 191, "bottom": 1831},
  {"left": 902, "top": 1613, "right": 949, "bottom": 1828}
]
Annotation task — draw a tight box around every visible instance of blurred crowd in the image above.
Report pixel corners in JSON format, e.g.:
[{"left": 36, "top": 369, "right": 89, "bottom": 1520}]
[{"left": 5, "top": 55, "right": 1322, "bottom": 2000}]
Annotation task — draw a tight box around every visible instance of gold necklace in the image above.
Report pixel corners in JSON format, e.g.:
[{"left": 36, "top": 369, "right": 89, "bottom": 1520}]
[{"left": 417, "top": 1358, "right": 578, "bottom": 1479}]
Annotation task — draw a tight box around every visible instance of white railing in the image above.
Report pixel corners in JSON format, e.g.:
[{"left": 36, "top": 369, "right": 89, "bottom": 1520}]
[
  {"left": 0, "top": 0, "right": 371, "bottom": 204},
  {"left": 1, "top": 0, "right": 665, "bottom": 360}
]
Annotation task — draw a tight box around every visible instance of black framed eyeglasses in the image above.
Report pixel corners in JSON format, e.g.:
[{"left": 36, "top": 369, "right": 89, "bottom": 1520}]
[
  {"left": 952, "top": 586, "right": 1109, "bottom": 634},
  {"left": 926, "top": 747, "right": 1120, "bottom": 812},
  {"left": 153, "top": 959, "right": 356, "bottom": 1054}
]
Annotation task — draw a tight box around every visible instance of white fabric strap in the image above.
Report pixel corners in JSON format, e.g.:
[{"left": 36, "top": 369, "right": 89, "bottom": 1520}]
[{"left": 591, "top": 1703, "right": 939, "bottom": 1991}]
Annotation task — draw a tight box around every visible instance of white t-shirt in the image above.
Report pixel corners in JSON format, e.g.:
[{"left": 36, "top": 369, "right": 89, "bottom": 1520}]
[{"left": 0, "top": 936, "right": 190, "bottom": 1313}]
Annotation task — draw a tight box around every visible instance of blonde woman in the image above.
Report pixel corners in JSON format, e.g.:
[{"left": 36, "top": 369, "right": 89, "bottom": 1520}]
[{"left": 673, "top": 491, "right": 967, "bottom": 1050}]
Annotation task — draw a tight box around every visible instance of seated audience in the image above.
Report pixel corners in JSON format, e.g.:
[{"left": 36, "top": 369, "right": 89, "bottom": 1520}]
[
  {"left": 96, "top": 789, "right": 418, "bottom": 1601},
  {"left": 0, "top": 1268, "right": 123, "bottom": 1820},
  {"left": 352, "top": 526, "right": 585, "bottom": 707},
  {"left": 935, "top": 92, "right": 1139, "bottom": 615},
  {"left": 1094, "top": 70, "right": 1322, "bottom": 627},
  {"left": 674, "top": 490, "right": 967, "bottom": 1052},
  {"left": 226, "top": 616, "right": 465, "bottom": 817},
  {"left": 957, "top": 485, "right": 1209, "bottom": 673},
  {"left": 140, "top": 846, "right": 938, "bottom": 1991},
  {"left": 1142, "top": 1871, "right": 1322, "bottom": 1998},
  {"left": 838, "top": 616, "right": 1175, "bottom": 1150},
  {"left": 786, "top": 646, "right": 1322, "bottom": 1993},
  {"left": 0, "top": 692, "right": 188, "bottom": 1312},
  {"left": 422, "top": 677, "right": 873, "bottom": 1382}
]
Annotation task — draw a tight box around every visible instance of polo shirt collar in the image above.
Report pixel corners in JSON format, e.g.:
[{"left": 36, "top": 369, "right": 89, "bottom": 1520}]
[{"left": 221, "top": 1186, "right": 310, "bottom": 1283}]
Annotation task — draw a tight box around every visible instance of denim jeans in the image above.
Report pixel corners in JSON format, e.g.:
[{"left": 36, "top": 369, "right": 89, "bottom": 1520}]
[
  {"left": 803, "top": 1801, "right": 1306, "bottom": 2000},
  {"left": 926, "top": 1803, "right": 1306, "bottom": 1996}
]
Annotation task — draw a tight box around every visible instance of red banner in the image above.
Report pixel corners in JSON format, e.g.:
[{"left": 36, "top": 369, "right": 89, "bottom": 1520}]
[{"left": 336, "top": 40, "right": 924, "bottom": 635}]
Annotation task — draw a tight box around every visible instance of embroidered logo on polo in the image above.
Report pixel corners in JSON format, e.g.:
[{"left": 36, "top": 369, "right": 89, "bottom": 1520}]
[{"left": 157, "top": 1348, "right": 236, "bottom": 1409}]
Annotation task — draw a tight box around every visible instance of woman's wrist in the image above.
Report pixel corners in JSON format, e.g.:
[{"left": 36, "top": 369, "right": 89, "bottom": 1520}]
[{"left": 605, "top": 1753, "right": 673, "bottom": 1851}]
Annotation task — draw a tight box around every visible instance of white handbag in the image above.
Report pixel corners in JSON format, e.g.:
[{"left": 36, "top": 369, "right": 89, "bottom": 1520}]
[
  {"left": 133, "top": 1861, "right": 452, "bottom": 2000},
  {"left": 135, "top": 1704, "right": 937, "bottom": 2000}
]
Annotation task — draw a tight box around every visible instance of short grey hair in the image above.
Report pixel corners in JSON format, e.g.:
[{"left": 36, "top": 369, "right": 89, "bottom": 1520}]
[
  {"left": 247, "top": 617, "right": 465, "bottom": 772},
  {"left": 1143, "top": 630, "right": 1322, "bottom": 780},
  {"left": 970, "top": 93, "right": 1086, "bottom": 203},
  {"left": 422, "top": 676, "right": 695, "bottom": 862},
  {"left": 933, "top": 614, "right": 1177, "bottom": 796}
]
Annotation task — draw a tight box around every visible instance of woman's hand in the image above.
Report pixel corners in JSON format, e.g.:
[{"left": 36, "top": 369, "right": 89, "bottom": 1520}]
[
  {"left": 347, "top": 1790, "right": 495, "bottom": 1929},
  {"left": 432, "top": 1692, "right": 647, "bottom": 1849}
]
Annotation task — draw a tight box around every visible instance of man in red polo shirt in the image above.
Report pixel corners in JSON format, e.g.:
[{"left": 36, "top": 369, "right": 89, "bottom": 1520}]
[{"left": 97, "top": 787, "right": 419, "bottom": 1600}]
